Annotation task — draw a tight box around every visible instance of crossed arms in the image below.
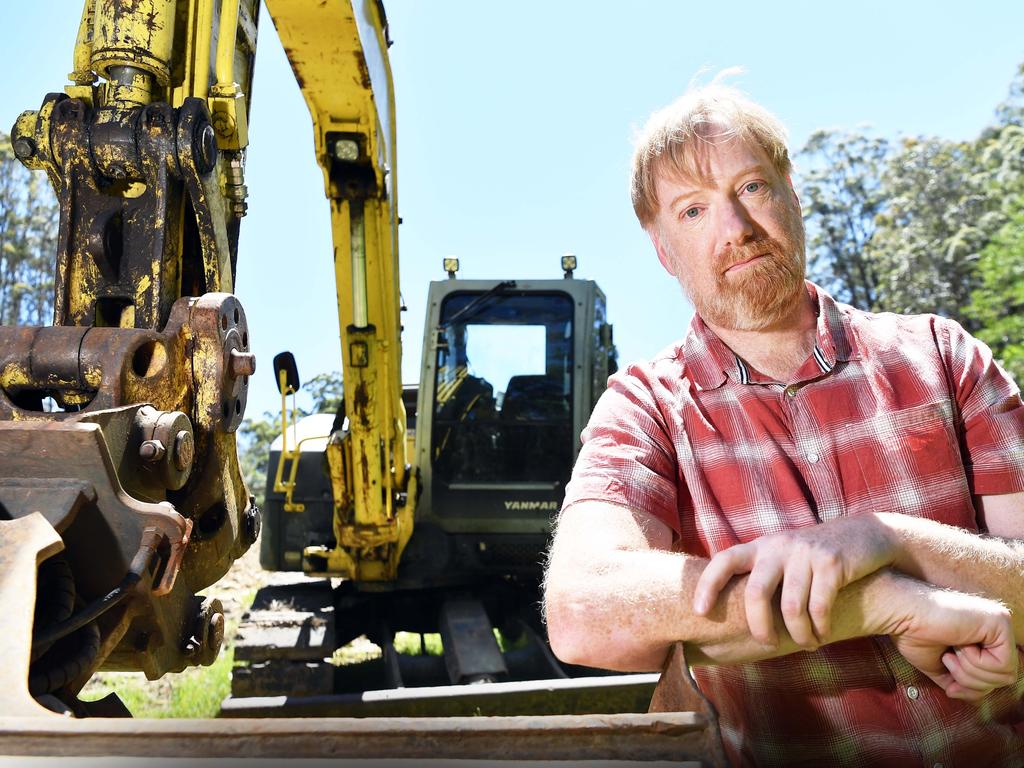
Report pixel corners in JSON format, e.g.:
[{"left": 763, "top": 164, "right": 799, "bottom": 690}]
[{"left": 544, "top": 492, "right": 1024, "bottom": 701}]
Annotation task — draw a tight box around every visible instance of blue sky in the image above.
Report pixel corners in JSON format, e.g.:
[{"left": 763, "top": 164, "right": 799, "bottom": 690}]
[{"left": 1, "top": 1, "right": 1022, "bottom": 419}]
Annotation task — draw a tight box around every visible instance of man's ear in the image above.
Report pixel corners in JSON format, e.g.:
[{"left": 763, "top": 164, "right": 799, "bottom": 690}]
[{"left": 649, "top": 228, "right": 677, "bottom": 277}]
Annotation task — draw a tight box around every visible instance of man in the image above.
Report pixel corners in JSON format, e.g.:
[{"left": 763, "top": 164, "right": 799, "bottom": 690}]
[{"left": 543, "top": 81, "right": 1024, "bottom": 767}]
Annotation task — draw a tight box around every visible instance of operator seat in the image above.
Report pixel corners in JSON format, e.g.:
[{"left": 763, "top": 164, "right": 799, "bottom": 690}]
[
  {"left": 433, "top": 374, "right": 500, "bottom": 482},
  {"left": 500, "top": 375, "right": 571, "bottom": 481}
]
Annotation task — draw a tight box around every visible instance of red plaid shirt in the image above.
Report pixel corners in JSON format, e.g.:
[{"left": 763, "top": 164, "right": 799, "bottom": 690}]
[{"left": 564, "top": 283, "right": 1024, "bottom": 767}]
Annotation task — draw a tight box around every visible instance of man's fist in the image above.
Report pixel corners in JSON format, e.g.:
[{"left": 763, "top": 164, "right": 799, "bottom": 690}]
[{"left": 887, "top": 579, "right": 1018, "bottom": 702}]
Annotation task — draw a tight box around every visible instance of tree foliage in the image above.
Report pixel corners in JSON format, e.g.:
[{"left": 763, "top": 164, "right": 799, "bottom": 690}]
[
  {"left": 797, "top": 128, "right": 889, "bottom": 309},
  {"left": 966, "top": 206, "right": 1024, "bottom": 383},
  {"left": 994, "top": 62, "right": 1024, "bottom": 128},
  {"left": 0, "top": 133, "right": 58, "bottom": 325},
  {"left": 797, "top": 63, "right": 1024, "bottom": 381},
  {"left": 302, "top": 371, "right": 344, "bottom": 414},
  {"left": 867, "top": 136, "right": 999, "bottom": 327},
  {"left": 236, "top": 412, "right": 281, "bottom": 508}
]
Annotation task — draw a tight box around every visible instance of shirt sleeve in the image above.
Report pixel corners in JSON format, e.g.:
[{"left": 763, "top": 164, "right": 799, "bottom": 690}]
[
  {"left": 561, "top": 363, "right": 682, "bottom": 536},
  {"left": 939, "top": 317, "right": 1024, "bottom": 495}
]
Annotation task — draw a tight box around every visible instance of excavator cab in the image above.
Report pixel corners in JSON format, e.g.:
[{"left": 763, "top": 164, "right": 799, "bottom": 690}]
[{"left": 411, "top": 277, "right": 604, "bottom": 582}]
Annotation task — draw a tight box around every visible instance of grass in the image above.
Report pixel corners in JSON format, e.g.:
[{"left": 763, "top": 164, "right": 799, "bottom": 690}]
[
  {"left": 79, "top": 589, "right": 255, "bottom": 718},
  {"left": 82, "top": 650, "right": 235, "bottom": 718}
]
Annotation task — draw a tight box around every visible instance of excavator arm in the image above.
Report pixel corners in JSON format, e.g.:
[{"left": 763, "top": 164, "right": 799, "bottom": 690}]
[{"left": 264, "top": 0, "right": 415, "bottom": 582}]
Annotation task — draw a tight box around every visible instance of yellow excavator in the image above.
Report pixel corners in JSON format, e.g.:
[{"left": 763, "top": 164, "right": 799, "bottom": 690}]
[{"left": 0, "top": 2, "right": 721, "bottom": 761}]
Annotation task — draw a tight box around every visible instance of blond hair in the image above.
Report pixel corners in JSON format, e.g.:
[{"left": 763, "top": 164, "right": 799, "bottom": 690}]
[{"left": 630, "top": 74, "right": 792, "bottom": 227}]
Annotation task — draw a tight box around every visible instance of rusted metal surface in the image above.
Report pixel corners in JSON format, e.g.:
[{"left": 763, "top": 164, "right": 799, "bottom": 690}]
[
  {"left": 649, "top": 643, "right": 728, "bottom": 768},
  {"left": 0, "top": 712, "right": 713, "bottom": 763},
  {"left": 11, "top": 95, "right": 235, "bottom": 330},
  {"left": 0, "top": 291, "right": 257, "bottom": 705},
  {"left": 0, "top": 420, "right": 192, "bottom": 681},
  {"left": 0, "top": 515, "right": 64, "bottom": 716},
  {"left": 0, "top": 0, "right": 263, "bottom": 718}
]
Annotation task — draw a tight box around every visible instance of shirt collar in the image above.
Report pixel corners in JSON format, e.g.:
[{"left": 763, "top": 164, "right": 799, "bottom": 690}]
[
  {"left": 811, "top": 282, "right": 859, "bottom": 367},
  {"left": 680, "top": 281, "right": 859, "bottom": 391}
]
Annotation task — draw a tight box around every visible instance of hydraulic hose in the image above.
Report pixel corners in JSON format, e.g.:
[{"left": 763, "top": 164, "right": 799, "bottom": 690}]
[{"left": 31, "top": 571, "right": 140, "bottom": 652}]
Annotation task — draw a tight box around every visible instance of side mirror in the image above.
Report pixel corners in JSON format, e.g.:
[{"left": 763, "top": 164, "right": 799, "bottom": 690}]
[{"left": 273, "top": 352, "right": 301, "bottom": 395}]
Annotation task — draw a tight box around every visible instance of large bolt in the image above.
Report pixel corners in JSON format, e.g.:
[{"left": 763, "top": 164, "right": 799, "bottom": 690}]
[
  {"left": 212, "top": 112, "right": 235, "bottom": 139},
  {"left": 12, "top": 137, "right": 35, "bottom": 160},
  {"left": 205, "top": 612, "right": 225, "bottom": 665},
  {"left": 229, "top": 349, "right": 256, "bottom": 378},
  {"left": 173, "top": 430, "right": 194, "bottom": 471},
  {"left": 196, "top": 123, "right": 218, "bottom": 174},
  {"left": 139, "top": 439, "right": 166, "bottom": 462},
  {"left": 183, "top": 597, "right": 225, "bottom": 667},
  {"left": 243, "top": 504, "right": 261, "bottom": 546}
]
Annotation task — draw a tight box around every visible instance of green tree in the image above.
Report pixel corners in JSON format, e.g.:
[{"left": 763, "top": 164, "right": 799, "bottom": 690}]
[
  {"left": 797, "top": 128, "right": 890, "bottom": 310},
  {"left": 867, "top": 136, "right": 999, "bottom": 327},
  {"left": 966, "top": 206, "right": 1024, "bottom": 384},
  {"left": 962, "top": 122, "right": 1024, "bottom": 384},
  {"left": 0, "top": 133, "right": 58, "bottom": 325},
  {"left": 237, "top": 412, "right": 280, "bottom": 508},
  {"left": 994, "top": 62, "right": 1024, "bottom": 128},
  {"left": 302, "top": 371, "right": 344, "bottom": 414}
]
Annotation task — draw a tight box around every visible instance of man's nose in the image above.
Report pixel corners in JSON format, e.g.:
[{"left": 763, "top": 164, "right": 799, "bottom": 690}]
[{"left": 719, "top": 197, "right": 755, "bottom": 246}]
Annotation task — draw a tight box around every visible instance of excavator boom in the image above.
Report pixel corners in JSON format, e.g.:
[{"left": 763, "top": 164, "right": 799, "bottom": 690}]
[{"left": 264, "top": 0, "right": 414, "bottom": 581}]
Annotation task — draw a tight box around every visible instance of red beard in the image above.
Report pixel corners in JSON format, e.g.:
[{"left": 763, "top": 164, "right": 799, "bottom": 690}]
[{"left": 698, "top": 228, "right": 806, "bottom": 331}]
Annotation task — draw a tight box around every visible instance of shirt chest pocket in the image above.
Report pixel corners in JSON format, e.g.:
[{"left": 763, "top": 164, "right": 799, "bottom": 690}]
[{"left": 839, "top": 401, "right": 976, "bottom": 529}]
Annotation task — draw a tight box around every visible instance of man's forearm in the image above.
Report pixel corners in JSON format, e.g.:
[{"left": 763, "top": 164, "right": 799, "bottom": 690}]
[
  {"left": 882, "top": 512, "right": 1024, "bottom": 634},
  {"left": 545, "top": 545, "right": 898, "bottom": 671}
]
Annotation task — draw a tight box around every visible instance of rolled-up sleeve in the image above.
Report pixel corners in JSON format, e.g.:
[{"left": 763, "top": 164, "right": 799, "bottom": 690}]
[{"left": 562, "top": 364, "right": 682, "bottom": 536}]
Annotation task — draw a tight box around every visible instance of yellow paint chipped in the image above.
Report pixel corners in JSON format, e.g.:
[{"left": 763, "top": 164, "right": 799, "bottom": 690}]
[
  {"left": 0, "top": 363, "right": 32, "bottom": 387},
  {"left": 82, "top": 365, "right": 102, "bottom": 388}
]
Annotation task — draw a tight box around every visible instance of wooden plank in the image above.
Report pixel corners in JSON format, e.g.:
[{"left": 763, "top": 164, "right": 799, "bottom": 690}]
[{"left": 0, "top": 712, "right": 712, "bottom": 763}]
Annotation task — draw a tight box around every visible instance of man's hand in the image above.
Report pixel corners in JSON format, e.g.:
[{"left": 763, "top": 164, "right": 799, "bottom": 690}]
[
  {"left": 886, "top": 578, "right": 1018, "bottom": 702},
  {"left": 693, "top": 514, "right": 896, "bottom": 648}
]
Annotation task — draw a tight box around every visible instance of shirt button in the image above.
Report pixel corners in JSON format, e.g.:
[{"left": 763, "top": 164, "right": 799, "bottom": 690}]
[
  {"left": 906, "top": 685, "right": 920, "bottom": 700},
  {"left": 785, "top": 385, "right": 799, "bottom": 398},
  {"left": 807, "top": 452, "right": 820, "bottom": 464}
]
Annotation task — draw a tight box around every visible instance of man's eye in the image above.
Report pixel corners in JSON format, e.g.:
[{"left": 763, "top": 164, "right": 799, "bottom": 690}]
[
  {"left": 684, "top": 207, "right": 701, "bottom": 219},
  {"left": 744, "top": 182, "right": 762, "bottom": 193}
]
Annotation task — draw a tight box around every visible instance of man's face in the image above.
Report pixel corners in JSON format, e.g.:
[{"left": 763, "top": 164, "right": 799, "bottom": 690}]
[{"left": 648, "top": 135, "right": 806, "bottom": 331}]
